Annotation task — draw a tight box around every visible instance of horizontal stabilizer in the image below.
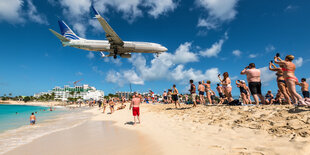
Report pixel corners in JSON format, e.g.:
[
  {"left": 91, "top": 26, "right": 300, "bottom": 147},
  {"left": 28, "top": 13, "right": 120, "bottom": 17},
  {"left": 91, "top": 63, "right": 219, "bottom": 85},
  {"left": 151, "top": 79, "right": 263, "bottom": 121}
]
[{"left": 49, "top": 29, "right": 70, "bottom": 42}]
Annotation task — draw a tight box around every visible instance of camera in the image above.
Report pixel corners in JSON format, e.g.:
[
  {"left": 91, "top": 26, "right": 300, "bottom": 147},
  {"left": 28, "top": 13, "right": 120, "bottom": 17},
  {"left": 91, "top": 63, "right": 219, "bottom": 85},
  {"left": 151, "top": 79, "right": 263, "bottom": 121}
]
[
  {"left": 270, "top": 60, "right": 273, "bottom": 63},
  {"left": 276, "top": 53, "right": 280, "bottom": 57}
]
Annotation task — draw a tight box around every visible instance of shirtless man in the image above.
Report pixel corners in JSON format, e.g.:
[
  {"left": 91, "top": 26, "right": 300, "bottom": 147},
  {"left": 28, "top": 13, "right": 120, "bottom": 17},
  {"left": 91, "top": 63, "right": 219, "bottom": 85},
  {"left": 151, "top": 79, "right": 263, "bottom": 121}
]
[
  {"left": 172, "top": 84, "right": 180, "bottom": 108},
  {"left": 130, "top": 93, "right": 141, "bottom": 125},
  {"left": 30, "top": 113, "right": 36, "bottom": 125},
  {"left": 297, "top": 78, "right": 309, "bottom": 98},
  {"left": 241, "top": 63, "right": 265, "bottom": 105},
  {"left": 189, "top": 79, "right": 197, "bottom": 107},
  {"left": 198, "top": 81, "right": 205, "bottom": 105}
]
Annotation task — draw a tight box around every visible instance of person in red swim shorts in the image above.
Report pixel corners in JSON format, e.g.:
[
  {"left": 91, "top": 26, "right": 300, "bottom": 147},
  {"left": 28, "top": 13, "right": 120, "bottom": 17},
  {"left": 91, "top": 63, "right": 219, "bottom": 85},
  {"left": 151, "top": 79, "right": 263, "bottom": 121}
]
[{"left": 130, "top": 93, "right": 141, "bottom": 125}]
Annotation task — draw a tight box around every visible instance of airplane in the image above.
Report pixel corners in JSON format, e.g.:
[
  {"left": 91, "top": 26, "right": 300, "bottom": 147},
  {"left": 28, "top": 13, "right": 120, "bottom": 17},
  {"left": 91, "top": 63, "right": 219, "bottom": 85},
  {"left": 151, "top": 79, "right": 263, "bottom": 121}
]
[{"left": 49, "top": 6, "right": 168, "bottom": 59}]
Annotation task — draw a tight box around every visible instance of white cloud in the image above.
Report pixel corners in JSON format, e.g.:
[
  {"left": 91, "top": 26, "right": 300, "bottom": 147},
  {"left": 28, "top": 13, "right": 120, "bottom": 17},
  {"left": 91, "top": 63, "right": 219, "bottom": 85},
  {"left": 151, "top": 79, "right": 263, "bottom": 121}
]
[
  {"left": 249, "top": 54, "right": 257, "bottom": 58},
  {"left": 144, "top": 0, "right": 178, "bottom": 18},
  {"left": 26, "top": 0, "right": 48, "bottom": 25},
  {"left": 197, "top": 18, "right": 218, "bottom": 29},
  {"left": 76, "top": 72, "right": 83, "bottom": 76},
  {"left": 104, "top": 42, "right": 227, "bottom": 87},
  {"left": 94, "top": 0, "right": 143, "bottom": 23},
  {"left": 171, "top": 42, "right": 198, "bottom": 64},
  {"left": 293, "top": 57, "right": 303, "bottom": 68},
  {"left": 285, "top": 5, "right": 298, "bottom": 12},
  {"left": 259, "top": 66, "right": 276, "bottom": 84},
  {"left": 60, "top": 0, "right": 91, "bottom": 17},
  {"left": 0, "top": 0, "right": 24, "bottom": 23},
  {"left": 199, "top": 33, "right": 228, "bottom": 57},
  {"left": 87, "top": 52, "right": 95, "bottom": 59},
  {"left": 196, "top": 0, "right": 239, "bottom": 29},
  {"left": 73, "top": 23, "right": 87, "bottom": 38},
  {"left": 92, "top": 66, "right": 104, "bottom": 75},
  {"left": 232, "top": 50, "right": 241, "bottom": 56},
  {"left": 103, "top": 57, "right": 122, "bottom": 66},
  {"left": 106, "top": 70, "right": 144, "bottom": 86},
  {"left": 265, "top": 45, "right": 275, "bottom": 52}
]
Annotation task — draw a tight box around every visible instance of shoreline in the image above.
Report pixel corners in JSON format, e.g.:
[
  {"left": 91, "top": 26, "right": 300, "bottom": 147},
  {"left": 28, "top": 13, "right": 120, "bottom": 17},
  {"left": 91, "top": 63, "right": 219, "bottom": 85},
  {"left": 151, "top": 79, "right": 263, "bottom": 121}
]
[
  {"left": 0, "top": 101, "right": 67, "bottom": 107},
  {"left": 4, "top": 107, "right": 161, "bottom": 155},
  {"left": 3, "top": 103, "right": 310, "bottom": 155}
]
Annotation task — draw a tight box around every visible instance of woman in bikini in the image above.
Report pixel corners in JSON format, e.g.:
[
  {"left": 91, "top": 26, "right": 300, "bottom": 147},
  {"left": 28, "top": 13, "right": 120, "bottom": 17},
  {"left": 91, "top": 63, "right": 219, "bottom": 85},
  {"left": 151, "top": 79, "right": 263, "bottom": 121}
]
[
  {"left": 202, "top": 80, "right": 213, "bottom": 105},
  {"left": 274, "top": 55, "right": 305, "bottom": 105},
  {"left": 218, "top": 72, "right": 234, "bottom": 102},
  {"left": 236, "top": 80, "right": 249, "bottom": 105},
  {"left": 269, "top": 61, "right": 292, "bottom": 105}
]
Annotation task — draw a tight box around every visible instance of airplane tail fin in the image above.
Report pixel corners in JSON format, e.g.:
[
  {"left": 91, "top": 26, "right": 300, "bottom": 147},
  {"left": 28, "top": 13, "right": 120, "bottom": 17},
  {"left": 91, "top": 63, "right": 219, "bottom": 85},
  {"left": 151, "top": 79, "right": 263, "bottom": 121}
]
[{"left": 58, "top": 20, "right": 80, "bottom": 40}]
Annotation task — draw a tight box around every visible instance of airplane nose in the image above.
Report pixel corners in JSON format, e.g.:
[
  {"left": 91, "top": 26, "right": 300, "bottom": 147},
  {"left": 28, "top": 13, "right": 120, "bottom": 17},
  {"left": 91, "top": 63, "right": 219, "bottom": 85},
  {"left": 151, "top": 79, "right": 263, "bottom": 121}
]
[{"left": 161, "top": 46, "right": 168, "bottom": 52}]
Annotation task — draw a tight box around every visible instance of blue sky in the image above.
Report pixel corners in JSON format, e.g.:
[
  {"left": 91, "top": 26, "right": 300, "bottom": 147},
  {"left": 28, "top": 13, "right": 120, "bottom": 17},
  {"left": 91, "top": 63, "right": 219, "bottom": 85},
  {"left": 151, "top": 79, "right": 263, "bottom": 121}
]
[{"left": 0, "top": 0, "right": 309, "bottom": 96}]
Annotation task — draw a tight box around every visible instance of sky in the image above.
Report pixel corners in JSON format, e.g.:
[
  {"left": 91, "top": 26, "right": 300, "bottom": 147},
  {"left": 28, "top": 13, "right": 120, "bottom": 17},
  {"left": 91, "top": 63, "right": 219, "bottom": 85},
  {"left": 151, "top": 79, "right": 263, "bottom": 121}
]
[{"left": 0, "top": 0, "right": 310, "bottom": 96}]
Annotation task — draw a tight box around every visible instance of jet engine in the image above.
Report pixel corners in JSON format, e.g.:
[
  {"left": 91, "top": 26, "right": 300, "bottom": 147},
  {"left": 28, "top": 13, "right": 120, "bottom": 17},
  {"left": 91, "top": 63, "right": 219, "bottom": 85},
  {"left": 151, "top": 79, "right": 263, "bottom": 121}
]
[{"left": 120, "top": 53, "right": 131, "bottom": 58}]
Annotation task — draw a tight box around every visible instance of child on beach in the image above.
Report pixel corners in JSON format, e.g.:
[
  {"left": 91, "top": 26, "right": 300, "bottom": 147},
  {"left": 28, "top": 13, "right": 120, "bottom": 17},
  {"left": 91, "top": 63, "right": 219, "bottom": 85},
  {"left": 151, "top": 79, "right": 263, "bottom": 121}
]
[
  {"left": 30, "top": 113, "right": 36, "bottom": 125},
  {"left": 129, "top": 93, "right": 141, "bottom": 125}
]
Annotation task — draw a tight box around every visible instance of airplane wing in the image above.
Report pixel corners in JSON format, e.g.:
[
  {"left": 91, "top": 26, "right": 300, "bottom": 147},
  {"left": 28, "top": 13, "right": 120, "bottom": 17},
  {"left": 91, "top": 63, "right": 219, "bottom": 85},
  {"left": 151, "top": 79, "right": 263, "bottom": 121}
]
[{"left": 92, "top": 6, "right": 124, "bottom": 46}]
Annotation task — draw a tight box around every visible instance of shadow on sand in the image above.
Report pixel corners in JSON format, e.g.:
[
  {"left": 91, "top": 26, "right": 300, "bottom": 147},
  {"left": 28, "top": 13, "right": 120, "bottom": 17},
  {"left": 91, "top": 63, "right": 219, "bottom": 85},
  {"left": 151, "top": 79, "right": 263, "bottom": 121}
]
[
  {"left": 288, "top": 106, "right": 310, "bottom": 114},
  {"left": 165, "top": 107, "right": 192, "bottom": 111},
  {"left": 124, "top": 121, "right": 135, "bottom": 125}
]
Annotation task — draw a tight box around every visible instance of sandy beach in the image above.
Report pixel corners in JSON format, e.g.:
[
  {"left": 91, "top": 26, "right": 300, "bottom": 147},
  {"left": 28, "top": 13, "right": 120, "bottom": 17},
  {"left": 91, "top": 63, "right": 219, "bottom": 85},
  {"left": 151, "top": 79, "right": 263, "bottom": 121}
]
[{"left": 4, "top": 103, "right": 310, "bottom": 155}]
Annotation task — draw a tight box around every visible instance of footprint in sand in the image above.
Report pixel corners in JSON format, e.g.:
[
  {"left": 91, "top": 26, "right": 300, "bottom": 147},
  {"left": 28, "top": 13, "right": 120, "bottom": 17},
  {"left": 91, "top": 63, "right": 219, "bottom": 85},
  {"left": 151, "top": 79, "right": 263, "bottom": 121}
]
[{"left": 208, "top": 145, "right": 224, "bottom": 150}]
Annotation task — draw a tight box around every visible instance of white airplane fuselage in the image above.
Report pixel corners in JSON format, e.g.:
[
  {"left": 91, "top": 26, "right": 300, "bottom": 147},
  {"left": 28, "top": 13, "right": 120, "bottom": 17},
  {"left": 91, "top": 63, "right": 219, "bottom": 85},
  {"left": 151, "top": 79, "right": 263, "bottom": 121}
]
[{"left": 64, "top": 39, "right": 167, "bottom": 57}]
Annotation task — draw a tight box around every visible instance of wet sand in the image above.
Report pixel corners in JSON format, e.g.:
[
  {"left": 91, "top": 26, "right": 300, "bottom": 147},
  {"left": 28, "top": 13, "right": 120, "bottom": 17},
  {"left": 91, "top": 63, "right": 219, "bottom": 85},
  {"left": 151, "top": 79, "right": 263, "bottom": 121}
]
[{"left": 5, "top": 120, "right": 160, "bottom": 155}]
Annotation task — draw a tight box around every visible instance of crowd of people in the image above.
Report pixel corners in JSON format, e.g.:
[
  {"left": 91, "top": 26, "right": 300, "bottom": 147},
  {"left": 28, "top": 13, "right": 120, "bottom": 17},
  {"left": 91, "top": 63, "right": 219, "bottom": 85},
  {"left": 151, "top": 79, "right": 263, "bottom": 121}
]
[{"left": 162, "top": 54, "right": 309, "bottom": 107}]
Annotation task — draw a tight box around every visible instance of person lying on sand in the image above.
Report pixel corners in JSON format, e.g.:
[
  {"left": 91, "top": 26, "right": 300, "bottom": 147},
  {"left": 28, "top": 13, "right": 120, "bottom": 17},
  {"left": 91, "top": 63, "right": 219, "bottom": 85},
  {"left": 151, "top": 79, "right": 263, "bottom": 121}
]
[
  {"left": 130, "top": 93, "right": 141, "bottom": 125},
  {"left": 117, "top": 104, "right": 126, "bottom": 110}
]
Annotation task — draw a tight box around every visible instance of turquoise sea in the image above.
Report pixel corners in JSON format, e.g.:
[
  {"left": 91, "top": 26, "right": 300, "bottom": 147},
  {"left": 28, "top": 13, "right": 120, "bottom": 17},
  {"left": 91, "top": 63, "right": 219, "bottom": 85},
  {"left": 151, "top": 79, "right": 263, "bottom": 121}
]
[
  {"left": 0, "top": 104, "right": 65, "bottom": 133},
  {"left": 0, "top": 104, "right": 92, "bottom": 154}
]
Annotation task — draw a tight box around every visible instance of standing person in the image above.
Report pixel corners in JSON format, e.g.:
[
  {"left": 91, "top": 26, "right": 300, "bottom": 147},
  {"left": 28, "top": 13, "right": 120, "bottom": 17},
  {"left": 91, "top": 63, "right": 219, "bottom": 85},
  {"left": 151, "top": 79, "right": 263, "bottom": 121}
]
[
  {"left": 129, "top": 93, "right": 141, "bottom": 125},
  {"left": 218, "top": 72, "right": 234, "bottom": 102},
  {"left": 172, "top": 84, "right": 180, "bottom": 108},
  {"left": 30, "top": 113, "right": 36, "bottom": 125},
  {"left": 216, "top": 83, "right": 224, "bottom": 99},
  {"left": 198, "top": 81, "right": 205, "bottom": 105},
  {"left": 236, "top": 80, "right": 249, "bottom": 105},
  {"left": 163, "top": 91, "right": 168, "bottom": 104},
  {"left": 98, "top": 100, "right": 102, "bottom": 109},
  {"left": 189, "top": 79, "right": 197, "bottom": 107},
  {"left": 167, "top": 89, "right": 172, "bottom": 104},
  {"left": 102, "top": 99, "right": 107, "bottom": 113},
  {"left": 269, "top": 61, "right": 292, "bottom": 105},
  {"left": 109, "top": 98, "right": 115, "bottom": 114},
  {"left": 297, "top": 78, "right": 309, "bottom": 98},
  {"left": 241, "top": 63, "right": 265, "bottom": 105},
  {"left": 274, "top": 55, "right": 306, "bottom": 105},
  {"left": 203, "top": 80, "right": 214, "bottom": 105}
]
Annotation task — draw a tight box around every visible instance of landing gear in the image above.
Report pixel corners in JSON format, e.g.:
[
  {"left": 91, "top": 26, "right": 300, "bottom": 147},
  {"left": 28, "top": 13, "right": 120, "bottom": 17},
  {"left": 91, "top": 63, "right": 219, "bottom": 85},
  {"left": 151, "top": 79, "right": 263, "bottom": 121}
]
[
  {"left": 156, "top": 52, "right": 160, "bottom": 57},
  {"left": 113, "top": 49, "right": 118, "bottom": 59}
]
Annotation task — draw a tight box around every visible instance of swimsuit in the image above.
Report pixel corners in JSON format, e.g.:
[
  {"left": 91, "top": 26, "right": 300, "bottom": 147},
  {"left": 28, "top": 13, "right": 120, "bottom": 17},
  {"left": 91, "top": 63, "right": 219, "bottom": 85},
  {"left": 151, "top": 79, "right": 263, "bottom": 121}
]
[
  {"left": 281, "top": 68, "right": 298, "bottom": 82},
  {"left": 199, "top": 91, "right": 204, "bottom": 95},
  {"left": 239, "top": 86, "right": 247, "bottom": 95},
  {"left": 265, "top": 94, "right": 273, "bottom": 101},
  {"left": 132, "top": 107, "right": 140, "bottom": 116},
  {"left": 30, "top": 120, "right": 35, "bottom": 124},
  {"left": 248, "top": 82, "right": 262, "bottom": 95},
  {"left": 302, "top": 91, "right": 310, "bottom": 98}
]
